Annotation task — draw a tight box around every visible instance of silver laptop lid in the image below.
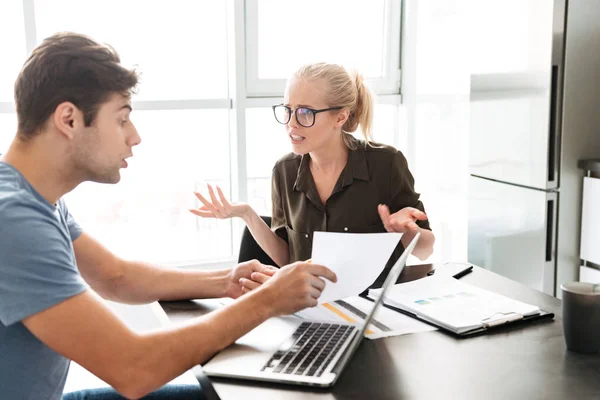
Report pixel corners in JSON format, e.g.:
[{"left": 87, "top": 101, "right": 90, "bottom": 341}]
[
  {"left": 356, "top": 232, "right": 421, "bottom": 338},
  {"left": 329, "top": 232, "right": 421, "bottom": 379}
]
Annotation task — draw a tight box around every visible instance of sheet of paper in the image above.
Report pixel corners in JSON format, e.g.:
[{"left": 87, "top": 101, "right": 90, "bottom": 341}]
[
  {"left": 369, "top": 275, "right": 540, "bottom": 334},
  {"left": 311, "top": 231, "right": 402, "bottom": 303},
  {"left": 344, "top": 296, "right": 437, "bottom": 339},
  {"left": 294, "top": 296, "right": 436, "bottom": 339}
]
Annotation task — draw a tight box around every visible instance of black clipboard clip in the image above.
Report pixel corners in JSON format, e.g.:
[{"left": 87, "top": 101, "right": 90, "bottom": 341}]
[{"left": 481, "top": 311, "right": 523, "bottom": 328}]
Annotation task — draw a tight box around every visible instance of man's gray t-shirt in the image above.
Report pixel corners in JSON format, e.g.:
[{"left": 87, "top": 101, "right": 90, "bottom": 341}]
[{"left": 0, "top": 161, "right": 88, "bottom": 400}]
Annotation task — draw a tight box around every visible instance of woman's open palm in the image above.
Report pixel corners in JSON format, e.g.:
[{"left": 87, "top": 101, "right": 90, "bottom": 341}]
[{"left": 189, "top": 184, "right": 249, "bottom": 219}]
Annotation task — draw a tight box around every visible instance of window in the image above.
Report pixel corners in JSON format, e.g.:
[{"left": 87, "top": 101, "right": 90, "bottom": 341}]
[
  {"left": 64, "top": 109, "right": 232, "bottom": 265},
  {"left": 245, "top": 0, "right": 402, "bottom": 96},
  {"left": 1, "top": 0, "right": 408, "bottom": 268},
  {"left": 34, "top": 0, "right": 229, "bottom": 100},
  {"left": 31, "top": 0, "right": 233, "bottom": 264},
  {"left": 0, "top": 1, "right": 26, "bottom": 102},
  {"left": 0, "top": 114, "right": 17, "bottom": 152}
]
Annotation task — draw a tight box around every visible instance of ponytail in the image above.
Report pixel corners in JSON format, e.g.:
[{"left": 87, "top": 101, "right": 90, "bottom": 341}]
[{"left": 342, "top": 70, "right": 374, "bottom": 145}]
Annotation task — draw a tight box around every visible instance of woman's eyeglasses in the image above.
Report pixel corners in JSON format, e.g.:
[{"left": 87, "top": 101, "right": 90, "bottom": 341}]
[{"left": 272, "top": 104, "right": 343, "bottom": 128}]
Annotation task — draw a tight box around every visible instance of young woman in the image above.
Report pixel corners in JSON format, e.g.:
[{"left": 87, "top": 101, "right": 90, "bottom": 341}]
[{"left": 191, "top": 63, "right": 434, "bottom": 283}]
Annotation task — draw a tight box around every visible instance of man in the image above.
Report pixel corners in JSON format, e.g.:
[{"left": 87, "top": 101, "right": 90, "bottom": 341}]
[{"left": 0, "top": 32, "right": 336, "bottom": 400}]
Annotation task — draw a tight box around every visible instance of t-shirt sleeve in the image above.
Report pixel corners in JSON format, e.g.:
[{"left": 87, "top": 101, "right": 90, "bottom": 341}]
[
  {"left": 389, "top": 151, "right": 431, "bottom": 231},
  {"left": 270, "top": 166, "right": 288, "bottom": 242},
  {"left": 60, "top": 199, "right": 83, "bottom": 242},
  {"left": 0, "top": 203, "right": 88, "bottom": 326}
]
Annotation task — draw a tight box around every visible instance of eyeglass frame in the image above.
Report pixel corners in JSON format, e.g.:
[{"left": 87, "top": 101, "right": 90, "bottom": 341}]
[{"left": 271, "top": 104, "right": 344, "bottom": 128}]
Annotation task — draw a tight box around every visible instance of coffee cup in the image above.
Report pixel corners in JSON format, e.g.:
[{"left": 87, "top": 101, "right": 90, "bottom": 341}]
[{"left": 561, "top": 282, "right": 600, "bottom": 354}]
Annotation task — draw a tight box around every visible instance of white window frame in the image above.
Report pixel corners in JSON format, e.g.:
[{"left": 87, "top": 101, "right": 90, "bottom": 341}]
[
  {"left": 244, "top": 0, "right": 403, "bottom": 97},
  {"left": 1, "top": 0, "right": 404, "bottom": 270}
]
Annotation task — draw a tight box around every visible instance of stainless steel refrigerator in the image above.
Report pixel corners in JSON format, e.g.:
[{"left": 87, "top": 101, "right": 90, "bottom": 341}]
[{"left": 467, "top": 0, "right": 600, "bottom": 296}]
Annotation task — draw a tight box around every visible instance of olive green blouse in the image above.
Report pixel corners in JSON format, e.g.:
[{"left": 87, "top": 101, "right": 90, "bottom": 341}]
[{"left": 270, "top": 136, "right": 431, "bottom": 286}]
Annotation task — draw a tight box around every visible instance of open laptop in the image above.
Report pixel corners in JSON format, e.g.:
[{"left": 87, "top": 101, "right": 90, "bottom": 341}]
[{"left": 201, "top": 232, "right": 421, "bottom": 387}]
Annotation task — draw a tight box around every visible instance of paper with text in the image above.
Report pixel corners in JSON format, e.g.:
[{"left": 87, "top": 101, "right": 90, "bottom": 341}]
[
  {"left": 294, "top": 296, "right": 436, "bottom": 339},
  {"left": 369, "top": 275, "right": 540, "bottom": 334}
]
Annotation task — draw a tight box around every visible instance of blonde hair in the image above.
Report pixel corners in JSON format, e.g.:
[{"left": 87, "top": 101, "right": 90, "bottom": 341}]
[{"left": 291, "top": 63, "right": 374, "bottom": 149}]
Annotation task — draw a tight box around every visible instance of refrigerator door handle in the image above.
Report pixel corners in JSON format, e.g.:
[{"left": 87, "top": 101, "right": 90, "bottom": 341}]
[
  {"left": 546, "top": 199, "right": 555, "bottom": 262},
  {"left": 547, "top": 65, "right": 559, "bottom": 184},
  {"left": 544, "top": 194, "right": 558, "bottom": 295}
]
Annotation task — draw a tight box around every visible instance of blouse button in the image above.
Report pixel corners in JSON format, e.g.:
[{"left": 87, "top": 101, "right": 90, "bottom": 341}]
[
  {"left": 305, "top": 234, "right": 309, "bottom": 238},
  {"left": 344, "top": 227, "right": 348, "bottom": 232}
]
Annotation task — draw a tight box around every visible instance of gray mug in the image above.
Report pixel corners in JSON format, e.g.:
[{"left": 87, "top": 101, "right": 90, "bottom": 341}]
[{"left": 561, "top": 282, "right": 600, "bottom": 354}]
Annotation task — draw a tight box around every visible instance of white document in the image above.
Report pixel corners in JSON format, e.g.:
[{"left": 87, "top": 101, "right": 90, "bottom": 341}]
[
  {"left": 294, "top": 296, "right": 436, "bottom": 339},
  {"left": 369, "top": 275, "right": 540, "bottom": 334},
  {"left": 311, "top": 231, "right": 403, "bottom": 303},
  {"left": 581, "top": 176, "right": 600, "bottom": 265}
]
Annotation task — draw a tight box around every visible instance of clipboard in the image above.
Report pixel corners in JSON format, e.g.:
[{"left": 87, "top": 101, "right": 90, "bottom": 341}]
[
  {"left": 367, "top": 275, "right": 555, "bottom": 337},
  {"left": 376, "top": 303, "right": 554, "bottom": 337}
]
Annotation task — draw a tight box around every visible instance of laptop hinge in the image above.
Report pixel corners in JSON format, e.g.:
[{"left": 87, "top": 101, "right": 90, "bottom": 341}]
[{"left": 330, "top": 331, "right": 363, "bottom": 375}]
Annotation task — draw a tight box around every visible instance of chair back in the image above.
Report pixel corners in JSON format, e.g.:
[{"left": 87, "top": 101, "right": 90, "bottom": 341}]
[{"left": 237, "top": 216, "right": 277, "bottom": 267}]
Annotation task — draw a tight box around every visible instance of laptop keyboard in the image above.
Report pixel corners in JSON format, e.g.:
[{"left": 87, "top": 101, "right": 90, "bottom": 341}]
[{"left": 261, "top": 322, "right": 356, "bottom": 377}]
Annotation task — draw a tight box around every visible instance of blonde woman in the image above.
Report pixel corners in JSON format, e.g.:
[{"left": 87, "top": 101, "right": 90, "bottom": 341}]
[{"left": 192, "top": 63, "right": 434, "bottom": 287}]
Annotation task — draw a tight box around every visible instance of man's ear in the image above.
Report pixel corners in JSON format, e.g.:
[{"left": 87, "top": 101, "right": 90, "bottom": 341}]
[
  {"left": 53, "top": 102, "right": 82, "bottom": 140},
  {"left": 334, "top": 108, "right": 350, "bottom": 128}
]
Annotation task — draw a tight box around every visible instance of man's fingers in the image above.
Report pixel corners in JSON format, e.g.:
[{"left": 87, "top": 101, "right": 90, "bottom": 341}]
[
  {"left": 306, "top": 264, "right": 337, "bottom": 283},
  {"left": 260, "top": 267, "right": 278, "bottom": 276},
  {"left": 245, "top": 260, "right": 278, "bottom": 275},
  {"left": 255, "top": 264, "right": 278, "bottom": 276},
  {"left": 310, "top": 277, "right": 326, "bottom": 291},
  {"left": 250, "top": 272, "right": 271, "bottom": 284},
  {"left": 239, "top": 278, "right": 261, "bottom": 291},
  {"left": 305, "top": 297, "right": 319, "bottom": 308},
  {"left": 307, "top": 287, "right": 322, "bottom": 300}
]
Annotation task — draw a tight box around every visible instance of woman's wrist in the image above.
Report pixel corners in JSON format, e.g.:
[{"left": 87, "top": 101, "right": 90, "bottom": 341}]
[{"left": 240, "top": 204, "right": 256, "bottom": 223}]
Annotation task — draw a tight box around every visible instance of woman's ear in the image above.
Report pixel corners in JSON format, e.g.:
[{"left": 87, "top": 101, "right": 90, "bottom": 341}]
[{"left": 334, "top": 108, "right": 350, "bottom": 128}]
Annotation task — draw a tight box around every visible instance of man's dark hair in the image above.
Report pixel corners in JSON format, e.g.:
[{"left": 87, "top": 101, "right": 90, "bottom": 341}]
[{"left": 14, "top": 32, "right": 139, "bottom": 139}]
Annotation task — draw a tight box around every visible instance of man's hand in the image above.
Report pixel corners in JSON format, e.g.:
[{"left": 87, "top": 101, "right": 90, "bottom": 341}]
[
  {"left": 225, "top": 260, "right": 278, "bottom": 299},
  {"left": 258, "top": 261, "right": 337, "bottom": 316},
  {"left": 378, "top": 204, "right": 428, "bottom": 233}
]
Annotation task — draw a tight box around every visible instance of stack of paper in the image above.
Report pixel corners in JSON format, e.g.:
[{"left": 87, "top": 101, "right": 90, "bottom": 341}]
[
  {"left": 368, "top": 275, "right": 541, "bottom": 335},
  {"left": 294, "top": 296, "right": 436, "bottom": 339}
]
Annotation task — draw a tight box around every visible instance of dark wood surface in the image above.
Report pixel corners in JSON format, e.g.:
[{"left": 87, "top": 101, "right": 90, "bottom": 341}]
[{"left": 160, "top": 264, "right": 600, "bottom": 400}]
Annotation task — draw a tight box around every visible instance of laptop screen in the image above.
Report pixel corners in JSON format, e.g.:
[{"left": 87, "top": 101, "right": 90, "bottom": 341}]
[{"left": 356, "top": 232, "right": 421, "bottom": 338}]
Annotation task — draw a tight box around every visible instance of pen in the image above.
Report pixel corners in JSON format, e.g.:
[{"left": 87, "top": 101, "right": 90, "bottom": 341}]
[
  {"left": 426, "top": 265, "right": 474, "bottom": 279},
  {"left": 453, "top": 266, "right": 473, "bottom": 279}
]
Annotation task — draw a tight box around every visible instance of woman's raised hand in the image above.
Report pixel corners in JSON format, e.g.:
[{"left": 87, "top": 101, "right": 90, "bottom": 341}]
[{"left": 189, "top": 183, "right": 250, "bottom": 219}]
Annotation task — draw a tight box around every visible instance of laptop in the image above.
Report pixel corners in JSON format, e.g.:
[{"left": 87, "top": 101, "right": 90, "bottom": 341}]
[{"left": 201, "top": 232, "right": 421, "bottom": 387}]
